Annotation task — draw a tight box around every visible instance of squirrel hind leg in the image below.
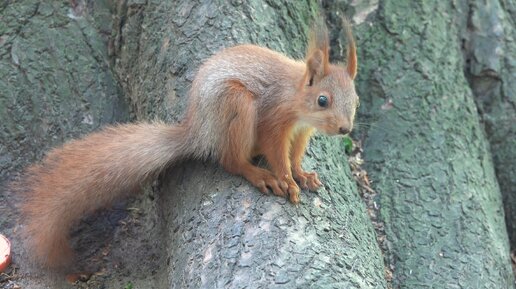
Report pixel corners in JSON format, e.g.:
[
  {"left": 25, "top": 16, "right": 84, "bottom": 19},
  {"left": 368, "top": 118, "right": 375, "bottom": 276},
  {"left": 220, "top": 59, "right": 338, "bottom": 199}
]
[
  {"left": 218, "top": 80, "right": 257, "bottom": 170},
  {"left": 217, "top": 81, "right": 288, "bottom": 198}
]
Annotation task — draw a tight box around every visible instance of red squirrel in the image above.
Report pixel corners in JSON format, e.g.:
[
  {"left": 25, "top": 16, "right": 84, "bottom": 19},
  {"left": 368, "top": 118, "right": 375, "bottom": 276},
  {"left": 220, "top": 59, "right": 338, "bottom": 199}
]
[{"left": 16, "top": 19, "right": 359, "bottom": 269}]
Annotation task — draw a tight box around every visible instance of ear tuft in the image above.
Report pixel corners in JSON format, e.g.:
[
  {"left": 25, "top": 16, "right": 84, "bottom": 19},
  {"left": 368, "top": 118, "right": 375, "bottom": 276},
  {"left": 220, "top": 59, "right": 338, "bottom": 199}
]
[
  {"left": 341, "top": 16, "right": 357, "bottom": 80},
  {"left": 305, "top": 18, "right": 330, "bottom": 86},
  {"left": 306, "top": 50, "right": 324, "bottom": 86}
]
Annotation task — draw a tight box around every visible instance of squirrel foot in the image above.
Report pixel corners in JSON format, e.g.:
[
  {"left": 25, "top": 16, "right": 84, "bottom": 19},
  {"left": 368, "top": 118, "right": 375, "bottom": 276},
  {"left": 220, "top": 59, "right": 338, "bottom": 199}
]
[
  {"left": 287, "top": 180, "right": 301, "bottom": 204},
  {"left": 293, "top": 170, "right": 322, "bottom": 191},
  {"left": 252, "top": 172, "right": 300, "bottom": 204},
  {"left": 278, "top": 176, "right": 301, "bottom": 204},
  {"left": 247, "top": 169, "right": 289, "bottom": 198}
]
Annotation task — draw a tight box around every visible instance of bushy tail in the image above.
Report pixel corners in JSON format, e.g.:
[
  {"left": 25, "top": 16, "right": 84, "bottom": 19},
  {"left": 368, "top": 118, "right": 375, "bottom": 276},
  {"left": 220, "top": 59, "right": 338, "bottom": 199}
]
[{"left": 16, "top": 122, "right": 190, "bottom": 268}]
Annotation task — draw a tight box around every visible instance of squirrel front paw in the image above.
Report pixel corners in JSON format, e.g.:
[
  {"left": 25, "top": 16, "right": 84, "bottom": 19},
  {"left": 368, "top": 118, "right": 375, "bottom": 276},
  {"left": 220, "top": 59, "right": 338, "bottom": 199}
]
[
  {"left": 246, "top": 169, "right": 302, "bottom": 204},
  {"left": 278, "top": 176, "right": 301, "bottom": 204},
  {"left": 287, "top": 181, "right": 301, "bottom": 204},
  {"left": 248, "top": 169, "right": 288, "bottom": 198},
  {"left": 293, "top": 170, "right": 322, "bottom": 191}
]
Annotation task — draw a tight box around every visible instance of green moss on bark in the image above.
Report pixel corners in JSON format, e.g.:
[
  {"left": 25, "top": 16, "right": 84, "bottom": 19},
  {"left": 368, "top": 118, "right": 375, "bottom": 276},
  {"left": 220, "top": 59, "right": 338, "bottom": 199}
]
[
  {"left": 0, "top": 1, "right": 128, "bottom": 181},
  {"left": 349, "top": 0, "right": 514, "bottom": 287}
]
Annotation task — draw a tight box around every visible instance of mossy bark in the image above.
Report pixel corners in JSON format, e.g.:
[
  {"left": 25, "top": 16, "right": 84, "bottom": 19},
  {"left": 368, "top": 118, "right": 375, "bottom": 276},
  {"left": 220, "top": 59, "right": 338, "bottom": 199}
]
[
  {"left": 459, "top": 0, "right": 516, "bottom": 249},
  {"left": 0, "top": 0, "right": 128, "bottom": 182},
  {"left": 334, "top": 0, "right": 514, "bottom": 288}
]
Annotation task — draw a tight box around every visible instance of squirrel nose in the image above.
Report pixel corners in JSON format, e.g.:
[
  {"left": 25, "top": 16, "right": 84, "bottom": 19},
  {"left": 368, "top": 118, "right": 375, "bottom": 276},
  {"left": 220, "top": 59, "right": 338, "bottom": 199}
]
[{"left": 339, "top": 127, "right": 350, "bottom": 135}]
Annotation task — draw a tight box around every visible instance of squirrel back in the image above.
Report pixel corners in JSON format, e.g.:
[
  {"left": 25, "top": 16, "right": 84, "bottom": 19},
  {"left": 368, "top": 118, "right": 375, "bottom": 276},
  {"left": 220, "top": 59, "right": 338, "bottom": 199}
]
[{"left": 184, "top": 44, "right": 306, "bottom": 159}]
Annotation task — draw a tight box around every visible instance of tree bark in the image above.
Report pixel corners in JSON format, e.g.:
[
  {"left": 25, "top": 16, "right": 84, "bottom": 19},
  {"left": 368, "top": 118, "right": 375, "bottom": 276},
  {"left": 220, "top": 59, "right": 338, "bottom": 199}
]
[
  {"left": 333, "top": 0, "right": 514, "bottom": 288},
  {"left": 460, "top": 0, "right": 516, "bottom": 249},
  {"left": 0, "top": 0, "right": 128, "bottom": 182}
]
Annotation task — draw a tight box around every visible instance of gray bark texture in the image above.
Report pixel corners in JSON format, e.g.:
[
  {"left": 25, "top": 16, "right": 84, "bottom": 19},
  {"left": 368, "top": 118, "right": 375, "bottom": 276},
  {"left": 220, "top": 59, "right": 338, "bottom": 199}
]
[{"left": 325, "top": 0, "right": 515, "bottom": 288}]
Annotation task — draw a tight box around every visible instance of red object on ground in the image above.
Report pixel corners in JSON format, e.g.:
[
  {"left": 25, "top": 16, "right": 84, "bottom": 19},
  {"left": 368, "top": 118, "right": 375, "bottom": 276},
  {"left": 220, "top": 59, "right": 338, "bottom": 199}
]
[{"left": 0, "top": 234, "right": 11, "bottom": 272}]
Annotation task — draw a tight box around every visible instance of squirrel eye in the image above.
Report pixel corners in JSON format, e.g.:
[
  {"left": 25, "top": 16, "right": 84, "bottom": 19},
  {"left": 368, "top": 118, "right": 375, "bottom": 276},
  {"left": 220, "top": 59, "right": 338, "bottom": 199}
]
[{"left": 317, "top": 95, "right": 328, "bottom": 107}]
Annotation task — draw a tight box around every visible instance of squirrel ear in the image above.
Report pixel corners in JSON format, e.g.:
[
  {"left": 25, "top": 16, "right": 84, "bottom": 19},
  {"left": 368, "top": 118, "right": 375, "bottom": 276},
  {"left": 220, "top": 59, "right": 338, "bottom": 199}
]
[
  {"left": 305, "top": 18, "right": 330, "bottom": 86},
  {"left": 306, "top": 49, "right": 326, "bottom": 86}
]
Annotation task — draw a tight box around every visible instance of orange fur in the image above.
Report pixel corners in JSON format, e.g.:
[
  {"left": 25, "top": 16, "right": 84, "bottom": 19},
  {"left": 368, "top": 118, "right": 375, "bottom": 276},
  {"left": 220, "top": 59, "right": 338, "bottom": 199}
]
[
  {"left": 18, "top": 123, "right": 189, "bottom": 268},
  {"left": 290, "top": 127, "right": 321, "bottom": 191},
  {"left": 15, "top": 19, "right": 359, "bottom": 269}
]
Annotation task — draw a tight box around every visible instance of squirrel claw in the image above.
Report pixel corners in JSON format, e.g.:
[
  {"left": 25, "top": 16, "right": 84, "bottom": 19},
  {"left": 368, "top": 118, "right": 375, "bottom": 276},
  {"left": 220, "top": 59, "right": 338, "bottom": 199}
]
[
  {"left": 294, "top": 170, "right": 322, "bottom": 191},
  {"left": 269, "top": 180, "right": 286, "bottom": 197},
  {"left": 298, "top": 177, "right": 309, "bottom": 190},
  {"left": 255, "top": 180, "right": 269, "bottom": 194},
  {"left": 289, "top": 192, "right": 300, "bottom": 204}
]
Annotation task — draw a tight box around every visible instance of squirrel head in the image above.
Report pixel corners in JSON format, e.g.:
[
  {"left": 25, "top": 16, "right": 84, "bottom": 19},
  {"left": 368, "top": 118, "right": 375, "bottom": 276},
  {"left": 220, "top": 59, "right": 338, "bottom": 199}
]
[{"left": 297, "top": 18, "right": 358, "bottom": 136}]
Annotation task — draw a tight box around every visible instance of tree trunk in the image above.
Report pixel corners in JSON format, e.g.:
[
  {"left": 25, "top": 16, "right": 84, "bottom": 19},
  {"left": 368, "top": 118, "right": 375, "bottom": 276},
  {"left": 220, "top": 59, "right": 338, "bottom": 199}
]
[
  {"left": 332, "top": 0, "right": 514, "bottom": 288},
  {"left": 460, "top": 0, "right": 516, "bottom": 250}
]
